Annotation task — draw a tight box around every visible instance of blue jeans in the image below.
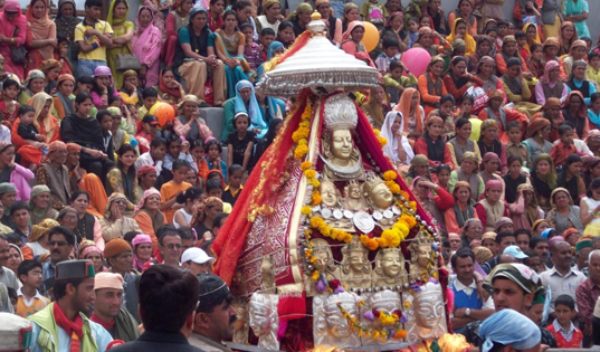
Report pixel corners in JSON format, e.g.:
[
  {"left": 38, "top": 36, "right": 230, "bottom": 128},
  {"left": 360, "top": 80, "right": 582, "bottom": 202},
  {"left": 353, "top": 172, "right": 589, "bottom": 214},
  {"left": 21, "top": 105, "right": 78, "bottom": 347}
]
[{"left": 77, "top": 59, "right": 106, "bottom": 78}]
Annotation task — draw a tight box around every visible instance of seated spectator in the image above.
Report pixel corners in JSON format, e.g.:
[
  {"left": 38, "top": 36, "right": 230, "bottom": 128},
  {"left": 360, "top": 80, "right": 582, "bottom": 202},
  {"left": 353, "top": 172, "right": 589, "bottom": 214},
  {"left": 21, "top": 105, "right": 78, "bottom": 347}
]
[
  {"left": 535, "top": 60, "right": 569, "bottom": 105},
  {"left": 545, "top": 187, "right": 583, "bottom": 234},
  {"left": 214, "top": 10, "right": 250, "bottom": 100}
]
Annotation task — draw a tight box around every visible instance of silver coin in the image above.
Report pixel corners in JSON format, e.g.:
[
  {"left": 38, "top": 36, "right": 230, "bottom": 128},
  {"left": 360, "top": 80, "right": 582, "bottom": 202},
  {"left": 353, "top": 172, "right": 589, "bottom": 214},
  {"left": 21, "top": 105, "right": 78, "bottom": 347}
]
[
  {"left": 343, "top": 210, "right": 354, "bottom": 219},
  {"left": 383, "top": 209, "right": 394, "bottom": 219},
  {"left": 333, "top": 209, "right": 343, "bottom": 220},
  {"left": 353, "top": 211, "right": 375, "bottom": 234},
  {"left": 372, "top": 211, "right": 383, "bottom": 221},
  {"left": 321, "top": 208, "right": 332, "bottom": 219},
  {"left": 392, "top": 206, "right": 401, "bottom": 215}
]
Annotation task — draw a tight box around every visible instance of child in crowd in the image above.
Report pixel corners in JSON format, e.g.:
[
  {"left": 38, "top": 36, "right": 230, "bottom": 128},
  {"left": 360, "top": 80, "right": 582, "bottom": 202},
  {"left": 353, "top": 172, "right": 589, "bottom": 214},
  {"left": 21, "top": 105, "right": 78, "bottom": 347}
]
[
  {"left": 586, "top": 50, "right": 600, "bottom": 88},
  {"left": 139, "top": 87, "right": 159, "bottom": 119},
  {"left": 15, "top": 260, "right": 49, "bottom": 317},
  {"left": 190, "top": 139, "right": 209, "bottom": 180},
  {"left": 222, "top": 164, "right": 244, "bottom": 206},
  {"left": 546, "top": 295, "right": 583, "bottom": 348},
  {"left": 241, "top": 23, "right": 262, "bottom": 73},
  {"left": 17, "top": 106, "right": 45, "bottom": 146},
  {"left": 505, "top": 121, "right": 529, "bottom": 167},
  {"left": 588, "top": 92, "right": 600, "bottom": 129},
  {"left": 173, "top": 187, "right": 202, "bottom": 228},
  {"left": 206, "top": 176, "right": 224, "bottom": 199},
  {"left": 375, "top": 38, "right": 402, "bottom": 75},
  {"left": 226, "top": 112, "right": 255, "bottom": 172},
  {"left": 360, "top": 0, "right": 387, "bottom": 29},
  {"left": 383, "top": 60, "right": 418, "bottom": 103},
  {"left": 160, "top": 159, "right": 192, "bottom": 223},
  {"left": 550, "top": 123, "right": 578, "bottom": 167},
  {"left": 96, "top": 110, "right": 114, "bottom": 160},
  {"left": 0, "top": 79, "right": 20, "bottom": 123},
  {"left": 407, "top": 17, "right": 419, "bottom": 48},
  {"left": 205, "top": 139, "right": 228, "bottom": 181},
  {"left": 259, "top": 28, "right": 276, "bottom": 62}
]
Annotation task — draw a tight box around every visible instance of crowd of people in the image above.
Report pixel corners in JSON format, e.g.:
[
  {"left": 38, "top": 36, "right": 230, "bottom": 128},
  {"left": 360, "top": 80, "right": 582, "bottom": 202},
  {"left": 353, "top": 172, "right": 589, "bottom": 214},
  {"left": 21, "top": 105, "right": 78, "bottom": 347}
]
[{"left": 0, "top": 0, "right": 598, "bottom": 350}]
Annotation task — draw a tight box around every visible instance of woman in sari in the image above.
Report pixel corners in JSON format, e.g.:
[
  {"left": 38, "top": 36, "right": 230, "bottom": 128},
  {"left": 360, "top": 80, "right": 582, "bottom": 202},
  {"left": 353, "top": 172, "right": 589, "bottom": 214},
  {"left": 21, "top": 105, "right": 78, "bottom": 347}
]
[
  {"left": 559, "top": 21, "right": 578, "bottom": 56},
  {"left": 502, "top": 57, "right": 541, "bottom": 117},
  {"left": 132, "top": 6, "right": 162, "bottom": 88},
  {"left": 158, "top": 69, "right": 184, "bottom": 106},
  {"left": 0, "top": 0, "right": 27, "bottom": 80},
  {"left": 32, "top": 92, "right": 59, "bottom": 144},
  {"left": 386, "top": 87, "right": 425, "bottom": 143},
  {"left": 106, "top": 144, "right": 141, "bottom": 204},
  {"left": 445, "top": 180, "right": 480, "bottom": 234},
  {"left": 215, "top": 10, "right": 249, "bottom": 100},
  {"left": 222, "top": 80, "right": 268, "bottom": 140},
  {"left": 443, "top": 56, "right": 483, "bottom": 104},
  {"left": 70, "top": 191, "right": 104, "bottom": 249},
  {"left": 447, "top": 0, "right": 477, "bottom": 36},
  {"left": 164, "top": 0, "right": 194, "bottom": 67},
  {"left": 380, "top": 109, "right": 414, "bottom": 168},
  {"left": 530, "top": 153, "right": 557, "bottom": 212},
  {"left": 417, "top": 55, "right": 448, "bottom": 115},
  {"left": 99, "top": 192, "right": 141, "bottom": 242},
  {"left": 174, "top": 94, "right": 213, "bottom": 143},
  {"left": 106, "top": 0, "right": 135, "bottom": 89},
  {"left": 522, "top": 23, "right": 542, "bottom": 58},
  {"left": 18, "top": 70, "right": 46, "bottom": 105},
  {"left": 53, "top": 74, "right": 75, "bottom": 120},
  {"left": 133, "top": 187, "right": 165, "bottom": 252},
  {"left": 535, "top": 60, "right": 569, "bottom": 105},
  {"left": 208, "top": 0, "right": 225, "bottom": 32},
  {"left": 131, "top": 234, "right": 153, "bottom": 272},
  {"left": 509, "top": 183, "right": 544, "bottom": 231},
  {"left": 562, "top": 90, "right": 589, "bottom": 139},
  {"left": 54, "top": 0, "right": 79, "bottom": 69},
  {"left": 29, "top": 185, "right": 58, "bottom": 225},
  {"left": 467, "top": 35, "right": 494, "bottom": 72},
  {"left": 26, "top": 0, "right": 56, "bottom": 76},
  {"left": 341, "top": 20, "right": 367, "bottom": 56},
  {"left": 445, "top": 18, "right": 476, "bottom": 56}
]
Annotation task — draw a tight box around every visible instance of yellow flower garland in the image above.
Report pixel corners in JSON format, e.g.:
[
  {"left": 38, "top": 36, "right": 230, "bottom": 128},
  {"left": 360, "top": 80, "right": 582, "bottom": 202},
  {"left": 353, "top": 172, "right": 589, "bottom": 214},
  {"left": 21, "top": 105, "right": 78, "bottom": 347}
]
[{"left": 337, "top": 302, "right": 408, "bottom": 343}]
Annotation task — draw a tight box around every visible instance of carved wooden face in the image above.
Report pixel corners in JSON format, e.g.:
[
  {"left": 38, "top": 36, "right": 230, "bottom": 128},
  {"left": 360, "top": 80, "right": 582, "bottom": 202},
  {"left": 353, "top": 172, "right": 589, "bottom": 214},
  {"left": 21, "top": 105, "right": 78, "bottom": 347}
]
[
  {"left": 414, "top": 285, "right": 444, "bottom": 329},
  {"left": 321, "top": 180, "right": 338, "bottom": 208},
  {"left": 381, "top": 250, "right": 403, "bottom": 277}
]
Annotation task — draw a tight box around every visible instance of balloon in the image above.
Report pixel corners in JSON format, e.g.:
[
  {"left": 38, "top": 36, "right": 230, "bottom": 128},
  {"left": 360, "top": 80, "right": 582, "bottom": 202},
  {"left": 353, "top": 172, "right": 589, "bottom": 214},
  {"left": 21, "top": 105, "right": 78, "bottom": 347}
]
[
  {"left": 401, "top": 48, "right": 432, "bottom": 77},
  {"left": 149, "top": 102, "right": 176, "bottom": 127},
  {"left": 361, "top": 21, "right": 380, "bottom": 53}
]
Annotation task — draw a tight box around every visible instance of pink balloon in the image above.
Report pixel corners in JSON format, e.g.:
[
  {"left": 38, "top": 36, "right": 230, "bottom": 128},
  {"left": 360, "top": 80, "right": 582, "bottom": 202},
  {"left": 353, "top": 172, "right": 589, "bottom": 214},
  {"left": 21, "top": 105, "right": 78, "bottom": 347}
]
[{"left": 401, "top": 48, "right": 432, "bottom": 77}]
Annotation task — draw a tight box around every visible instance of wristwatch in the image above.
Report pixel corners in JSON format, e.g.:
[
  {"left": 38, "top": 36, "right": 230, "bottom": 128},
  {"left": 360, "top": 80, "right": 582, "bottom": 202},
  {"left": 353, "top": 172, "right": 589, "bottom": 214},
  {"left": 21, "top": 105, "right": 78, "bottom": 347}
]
[{"left": 465, "top": 308, "right": 471, "bottom": 317}]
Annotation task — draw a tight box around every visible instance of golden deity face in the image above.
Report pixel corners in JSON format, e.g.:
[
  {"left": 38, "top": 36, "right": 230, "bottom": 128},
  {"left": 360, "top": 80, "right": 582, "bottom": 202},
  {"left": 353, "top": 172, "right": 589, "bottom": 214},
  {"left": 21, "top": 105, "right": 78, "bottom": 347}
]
[
  {"left": 312, "top": 239, "right": 332, "bottom": 271},
  {"left": 348, "top": 182, "right": 362, "bottom": 199},
  {"left": 413, "top": 283, "right": 444, "bottom": 329},
  {"left": 331, "top": 129, "right": 353, "bottom": 161},
  {"left": 349, "top": 248, "right": 365, "bottom": 272},
  {"left": 321, "top": 179, "right": 338, "bottom": 208},
  {"left": 371, "top": 182, "right": 394, "bottom": 209},
  {"left": 416, "top": 244, "right": 431, "bottom": 267},
  {"left": 381, "top": 250, "right": 403, "bottom": 277}
]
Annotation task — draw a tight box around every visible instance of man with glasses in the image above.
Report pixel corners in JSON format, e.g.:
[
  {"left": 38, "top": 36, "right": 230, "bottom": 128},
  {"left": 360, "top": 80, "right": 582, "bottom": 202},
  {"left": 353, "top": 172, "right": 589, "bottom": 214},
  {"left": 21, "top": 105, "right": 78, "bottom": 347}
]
[
  {"left": 35, "top": 141, "right": 72, "bottom": 210},
  {"left": 157, "top": 225, "right": 183, "bottom": 268},
  {"left": 42, "top": 226, "right": 76, "bottom": 293}
]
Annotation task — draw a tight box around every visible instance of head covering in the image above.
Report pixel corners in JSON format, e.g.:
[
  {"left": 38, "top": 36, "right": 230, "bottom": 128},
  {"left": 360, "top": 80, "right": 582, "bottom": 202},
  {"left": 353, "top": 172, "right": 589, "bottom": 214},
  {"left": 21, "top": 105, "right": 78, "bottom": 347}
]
[
  {"left": 0, "top": 312, "right": 33, "bottom": 351},
  {"left": 531, "top": 219, "right": 549, "bottom": 233},
  {"left": 485, "top": 179, "right": 503, "bottom": 192},
  {"left": 66, "top": 142, "right": 81, "bottom": 153},
  {"left": 381, "top": 111, "right": 413, "bottom": 164},
  {"left": 473, "top": 246, "right": 493, "bottom": 263},
  {"left": 24, "top": 70, "right": 45, "bottom": 88},
  {"left": 48, "top": 141, "right": 67, "bottom": 153},
  {"left": 550, "top": 187, "right": 572, "bottom": 206},
  {"left": 486, "top": 263, "right": 542, "bottom": 294},
  {"left": 503, "top": 245, "right": 529, "bottom": 259},
  {"left": 263, "top": 0, "right": 280, "bottom": 10},
  {"left": 0, "top": 183, "right": 16, "bottom": 195},
  {"left": 543, "top": 36, "right": 560, "bottom": 50},
  {"left": 80, "top": 245, "right": 102, "bottom": 259},
  {"left": 394, "top": 88, "right": 424, "bottom": 136},
  {"left": 136, "top": 165, "right": 157, "bottom": 178},
  {"left": 135, "top": 187, "right": 160, "bottom": 212},
  {"left": 57, "top": 206, "right": 77, "bottom": 221},
  {"left": 542, "top": 60, "right": 560, "bottom": 83},
  {"left": 30, "top": 91, "right": 54, "bottom": 138},
  {"left": 526, "top": 117, "right": 550, "bottom": 138},
  {"left": 411, "top": 154, "right": 429, "bottom": 167},
  {"left": 428, "top": 55, "right": 445, "bottom": 70},
  {"left": 3, "top": 0, "right": 21, "bottom": 12},
  {"left": 107, "top": 0, "right": 129, "bottom": 27},
  {"left": 479, "top": 309, "right": 541, "bottom": 352},
  {"left": 482, "top": 231, "right": 497, "bottom": 241},
  {"left": 55, "top": 259, "right": 95, "bottom": 280},
  {"left": 570, "top": 39, "right": 587, "bottom": 51},
  {"left": 30, "top": 185, "right": 50, "bottom": 200},
  {"left": 267, "top": 41, "right": 284, "bottom": 60},
  {"left": 132, "top": 234, "right": 152, "bottom": 247},
  {"left": 575, "top": 239, "right": 592, "bottom": 253},
  {"left": 234, "top": 80, "right": 267, "bottom": 139},
  {"left": 40, "top": 59, "right": 61, "bottom": 73},
  {"left": 94, "top": 272, "right": 124, "bottom": 291},
  {"left": 506, "top": 57, "right": 521, "bottom": 68},
  {"left": 93, "top": 65, "right": 112, "bottom": 78},
  {"left": 482, "top": 152, "right": 500, "bottom": 165},
  {"left": 196, "top": 274, "right": 231, "bottom": 312},
  {"left": 104, "top": 238, "right": 132, "bottom": 258},
  {"left": 494, "top": 217, "right": 513, "bottom": 232},
  {"left": 104, "top": 192, "right": 133, "bottom": 219},
  {"left": 342, "top": 20, "right": 364, "bottom": 42},
  {"left": 562, "top": 228, "right": 579, "bottom": 241},
  {"left": 181, "top": 247, "right": 215, "bottom": 264},
  {"left": 30, "top": 218, "right": 59, "bottom": 242},
  {"left": 177, "top": 94, "right": 200, "bottom": 110}
]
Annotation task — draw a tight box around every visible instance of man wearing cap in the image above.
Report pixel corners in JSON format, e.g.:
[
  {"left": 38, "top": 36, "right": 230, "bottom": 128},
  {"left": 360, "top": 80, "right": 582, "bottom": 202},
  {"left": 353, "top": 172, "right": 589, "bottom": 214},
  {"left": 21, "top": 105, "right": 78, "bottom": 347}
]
[
  {"left": 503, "top": 245, "right": 529, "bottom": 263},
  {"left": 0, "top": 312, "right": 33, "bottom": 351},
  {"left": 575, "top": 238, "right": 593, "bottom": 274},
  {"left": 189, "top": 274, "right": 235, "bottom": 351},
  {"left": 110, "top": 265, "right": 201, "bottom": 352},
  {"left": 90, "top": 272, "right": 139, "bottom": 342},
  {"left": 28, "top": 259, "right": 113, "bottom": 351},
  {"left": 576, "top": 249, "right": 600, "bottom": 346},
  {"left": 42, "top": 227, "right": 76, "bottom": 292},
  {"left": 450, "top": 248, "right": 495, "bottom": 332},
  {"left": 103, "top": 239, "right": 139, "bottom": 321},
  {"left": 464, "top": 263, "right": 556, "bottom": 347},
  {"left": 181, "top": 247, "right": 214, "bottom": 276},
  {"left": 540, "top": 240, "right": 586, "bottom": 305},
  {"left": 35, "top": 140, "right": 72, "bottom": 210},
  {"left": 482, "top": 231, "right": 518, "bottom": 273}
]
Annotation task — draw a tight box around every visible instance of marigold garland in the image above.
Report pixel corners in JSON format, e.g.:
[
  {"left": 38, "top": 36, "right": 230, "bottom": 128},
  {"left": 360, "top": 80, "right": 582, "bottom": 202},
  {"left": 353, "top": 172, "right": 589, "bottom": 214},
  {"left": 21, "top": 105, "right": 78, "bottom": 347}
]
[
  {"left": 374, "top": 129, "right": 387, "bottom": 147},
  {"left": 337, "top": 302, "right": 408, "bottom": 343}
]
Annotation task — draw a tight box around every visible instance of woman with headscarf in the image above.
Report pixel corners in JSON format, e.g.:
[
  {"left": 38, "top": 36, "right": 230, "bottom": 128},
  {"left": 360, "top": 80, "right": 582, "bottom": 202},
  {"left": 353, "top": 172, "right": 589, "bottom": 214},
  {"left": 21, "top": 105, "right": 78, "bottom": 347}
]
[
  {"left": 18, "top": 69, "right": 46, "bottom": 105},
  {"left": 445, "top": 18, "right": 475, "bottom": 56},
  {"left": 25, "top": 0, "right": 56, "bottom": 76},
  {"left": 413, "top": 114, "right": 454, "bottom": 168},
  {"left": 467, "top": 35, "right": 494, "bottom": 72},
  {"left": 70, "top": 191, "right": 104, "bottom": 248},
  {"left": 158, "top": 69, "right": 185, "bottom": 106},
  {"left": 568, "top": 60, "right": 596, "bottom": 107},
  {"left": 475, "top": 179, "right": 510, "bottom": 231},
  {"left": 174, "top": 94, "right": 213, "bottom": 143},
  {"left": 0, "top": 143, "right": 34, "bottom": 201},
  {"left": 99, "top": 192, "right": 141, "bottom": 242},
  {"left": 417, "top": 55, "right": 448, "bottom": 115},
  {"left": 411, "top": 176, "right": 454, "bottom": 233},
  {"left": 473, "top": 56, "right": 505, "bottom": 111},
  {"left": 361, "top": 85, "right": 390, "bottom": 129},
  {"left": 0, "top": 0, "right": 28, "bottom": 80},
  {"left": 289, "top": 2, "right": 313, "bottom": 36},
  {"left": 21, "top": 218, "right": 57, "bottom": 260},
  {"left": 449, "top": 151, "right": 485, "bottom": 199},
  {"left": 502, "top": 57, "right": 542, "bottom": 117},
  {"left": 106, "top": 0, "right": 134, "bottom": 89},
  {"left": 546, "top": 187, "right": 583, "bottom": 233},
  {"left": 387, "top": 87, "right": 425, "bottom": 143},
  {"left": 496, "top": 36, "right": 529, "bottom": 76},
  {"left": 530, "top": 153, "right": 557, "bottom": 212},
  {"left": 131, "top": 7, "right": 161, "bottom": 88},
  {"left": 443, "top": 56, "right": 483, "bottom": 103},
  {"left": 131, "top": 233, "right": 153, "bottom": 272},
  {"left": 562, "top": 39, "right": 588, "bottom": 78},
  {"left": 78, "top": 240, "right": 106, "bottom": 273},
  {"left": 221, "top": 80, "right": 268, "bottom": 141},
  {"left": 341, "top": 20, "right": 367, "bottom": 56},
  {"left": 509, "top": 183, "right": 544, "bottom": 231},
  {"left": 133, "top": 187, "right": 165, "bottom": 252},
  {"left": 380, "top": 109, "right": 414, "bottom": 168},
  {"left": 535, "top": 60, "right": 569, "bottom": 105},
  {"left": 445, "top": 180, "right": 480, "bottom": 234},
  {"left": 54, "top": 0, "right": 79, "bottom": 69},
  {"left": 165, "top": 0, "right": 194, "bottom": 67},
  {"left": 447, "top": 0, "right": 477, "bottom": 36},
  {"left": 32, "top": 92, "right": 59, "bottom": 143},
  {"left": 28, "top": 184, "right": 58, "bottom": 225},
  {"left": 562, "top": 91, "right": 590, "bottom": 139},
  {"left": 257, "top": 0, "right": 282, "bottom": 36},
  {"left": 522, "top": 23, "right": 542, "bottom": 57},
  {"left": 52, "top": 74, "right": 75, "bottom": 120}
]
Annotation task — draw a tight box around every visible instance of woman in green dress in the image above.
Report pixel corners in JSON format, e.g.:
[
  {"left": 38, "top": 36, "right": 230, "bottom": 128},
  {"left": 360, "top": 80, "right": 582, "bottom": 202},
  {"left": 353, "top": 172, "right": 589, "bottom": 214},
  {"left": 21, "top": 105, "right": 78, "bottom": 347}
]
[
  {"left": 215, "top": 10, "right": 249, "bottom": 99},
  {"left": 107, "top": 0, "right": 135, "bottom": 89}
]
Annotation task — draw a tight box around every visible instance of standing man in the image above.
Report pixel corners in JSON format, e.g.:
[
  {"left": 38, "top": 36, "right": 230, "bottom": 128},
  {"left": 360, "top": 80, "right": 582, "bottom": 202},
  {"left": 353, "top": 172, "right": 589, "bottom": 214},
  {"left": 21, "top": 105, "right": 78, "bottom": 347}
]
[
  {"left": 28, "top": 260, "right": 113, "bottom": 351},
  {"left": 189, "top": 274, "right": 235, "bottom": 351},
  {"left": 540, "top": 240, "right": 586, "bottom": 304},
  {"left": 450, "top": 248, "right": 495, "bottom": 332},
  {"left": 576, "top": 249, "right": 600, "bottom": 347},
  {"left": 42, "top": 227, "right": 76, "bottom": 291},
  {"left": 74, "top": 0, "right": 113, "bottom": 77},
  {"left": 157, "top": 226, "right": 183, "bottom": 268},
  {"left": 90, "top": 272, "right": 139, "bottom": 342},
  {"left": 110, "top": 265, "right": 201, "bottom": 351},
  {"left": 36, "top": 141, "right": 72, "bottom": 210}
]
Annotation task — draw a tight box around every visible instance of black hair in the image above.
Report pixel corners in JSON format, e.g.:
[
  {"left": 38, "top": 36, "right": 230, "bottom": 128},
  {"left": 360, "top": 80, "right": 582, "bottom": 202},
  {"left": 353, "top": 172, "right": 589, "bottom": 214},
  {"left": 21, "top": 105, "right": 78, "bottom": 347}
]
[
  {"left": 565, "top": 153, "right": 582, "bottom": 167},
  {"left": 48, "top": 226, "right": 77, "bottom": 247},
  {"left": 213, "top": 212, "right": 228, "bottom": 228},
  {"left": 204, "top": 139, "right": 222, "bottom": 153},
  {"left": 172, "top": 159, "right": 192, "bottom": 171},
  {"left": 69, "top": 190, "right": 89, "bottom": 204},
  {"left": 440, "top": 95, "right": 455, "bottom": 106},
  {"left": 233, "top": 0, "right": 252, "bottom": 11},
  {"left": 54, "top": 277, "right": 85, "bottom": 300},
  {"left": 190, "top": 139, "right": 204, "bottom": 151},
  {"left": 75, "top": 92, "right": 91, "bottom": 105},
  {"left": 17, "top": 259, "right": 42, "bottom": 280},
  {"left": 462, "top": 94, "right": 475, "bottom": 104},
  {"left": 2, "top": 78, "right": 20, "bottom": 91},
  {"left": 222, "top": 9, "right": 237, "bottom": 23},
  {"left": 495, "top": 231, "right": 515, "bottom": 244},
  {"left": 239, "top": 22, "right": 253, "bottom": 32},
  {"left": 558, "top": 123, "right": 574, "bottom": 136},
  {"left": 434, "top": 163, "right": 451, "bottom": 175},
  {"left": 590, "top": 177, "right": 600, "bottom": 191},
  {"left": 176, "top": 187, "right": 203, "bottom": 204},
  {"left": 178, "top": 226, "right": 197, "bottom": 241},
  {"left": 139, "top": 265, "right": 200, "bottom": 332},
  {"left": 117, "top": 144, "right": 137, "bottom": 158},
  {"left": 278, "top": 20, "right": 294, "bottom": 33},
  {"left": 514, "top": 30, "right": 526, "bottom": 40},
  {"left": 96, "top": 109, "right": 112, "bottom": 123},
  {"left": 9, "top": 201, "right": 29, "bottom": 217},
  {"left": 455, "top": 117, "right": 471, "bottom": 129},
  {"left": 142, "top": 87, "right": 158, "bottom": 99},
  {"left": 206, "top": 178, "right": 223, "bottom": 192},
  {"left": 123, "top": 231, "right": 141, "bottom": 245},
  {"left": 150, "top": 136, "right": 167, "bottom": 149},
  {"left": 228, "top": 164, "right": 244, "bottom": 176},
  {"left": 77, "top": 75, "right": 94, "bottom": 86},
  {"left": 84, "top": 0, "right": 102, "bottom": 8},
  {"left": 382, "top": 37, "right": 400, "bottom": 50},
  {"left": 514, "top": 229, "right": 531, "bottom": 239},
  {"left": 506, "top": 120, "right": 521, "bottom": 132},
  {"left": 591, "top": 92, "right": 600, "bottom": 104},
  {"left": 389, "top": 59, "right": 404, "bottom": 71},
  {"left": 450, "top": 247, "right": 475, "bottom": 268},
  {"left": 18, "top": 105, "right": 35, "bottom": 116},
  {"left": 507, "top": 154, "right": 523, "bottom": 167},
  {"left": 157, "top": 225, "right": 182, "bottom": 246},
  {"left": 554, "top": 294, "right": 576, "bottom": 310},
  {"left": 530, "top": 236, "right": 548, "bottom": 250},
  {"left": 260, "top": 27, "right": 276, "bottom": 37}
]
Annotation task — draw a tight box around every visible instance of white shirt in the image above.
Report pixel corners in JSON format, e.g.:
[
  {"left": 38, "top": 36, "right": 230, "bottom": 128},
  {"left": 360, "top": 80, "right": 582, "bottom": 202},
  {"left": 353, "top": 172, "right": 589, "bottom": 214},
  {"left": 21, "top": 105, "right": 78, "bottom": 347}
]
[
  {"left": 540, "top": 266, "right": 586, "bottom": 305},
  {"left": 135, "top": 152, "right": 163, "bottom": 175}
]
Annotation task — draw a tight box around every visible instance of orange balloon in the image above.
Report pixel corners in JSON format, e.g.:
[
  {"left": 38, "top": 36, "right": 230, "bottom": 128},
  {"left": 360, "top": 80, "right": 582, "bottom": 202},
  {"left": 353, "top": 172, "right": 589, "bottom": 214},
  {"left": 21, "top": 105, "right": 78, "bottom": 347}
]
[
  {"left": 361, "top": 21, "right": 380, "bottom": 53},
  {"left": 149, "top": 102, "right": 176, "bottom": 127}
]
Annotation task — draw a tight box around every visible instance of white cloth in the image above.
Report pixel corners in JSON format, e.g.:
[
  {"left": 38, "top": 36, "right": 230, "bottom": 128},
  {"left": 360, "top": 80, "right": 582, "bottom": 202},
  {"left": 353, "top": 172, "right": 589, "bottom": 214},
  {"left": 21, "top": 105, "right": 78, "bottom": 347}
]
[
  {"left": 381, "top": 111, "right": 414, "bottom": 165},
  {"left": 540, "top": 267, "right": 586, "bottom": 306}
]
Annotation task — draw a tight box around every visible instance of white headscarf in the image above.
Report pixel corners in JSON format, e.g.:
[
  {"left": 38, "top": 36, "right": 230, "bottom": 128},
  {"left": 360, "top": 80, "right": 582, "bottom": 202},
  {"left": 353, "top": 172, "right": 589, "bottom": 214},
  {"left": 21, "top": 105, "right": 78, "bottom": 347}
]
[{"left": 380, "top": 111, "right": 414, "bottom": 165}]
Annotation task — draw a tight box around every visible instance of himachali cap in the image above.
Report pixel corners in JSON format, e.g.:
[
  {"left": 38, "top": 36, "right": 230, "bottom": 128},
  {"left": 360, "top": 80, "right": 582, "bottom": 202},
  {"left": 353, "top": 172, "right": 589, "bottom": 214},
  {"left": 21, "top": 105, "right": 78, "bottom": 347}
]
[
  {"left": 196, "top": 274, "right": 231, "bottom": 312},
  {"left": 55, "top": 259, "right": 95, "bottom": 280},
  {"left": 0, "top": 313, "right": 32, "bottom": 351}
]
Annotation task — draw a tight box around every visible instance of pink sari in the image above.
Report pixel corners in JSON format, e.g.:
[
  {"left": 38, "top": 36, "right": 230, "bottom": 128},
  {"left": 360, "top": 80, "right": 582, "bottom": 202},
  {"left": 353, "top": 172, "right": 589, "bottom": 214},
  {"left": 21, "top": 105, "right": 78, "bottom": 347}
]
[
  {"left": 131, "top": 7, "right": 162, "bottom": 87},
  {"left": 0, "top": 0, "right": 27, "bottom": 79}
]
